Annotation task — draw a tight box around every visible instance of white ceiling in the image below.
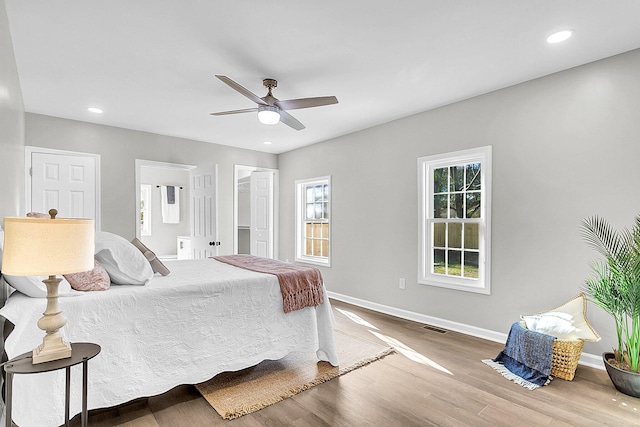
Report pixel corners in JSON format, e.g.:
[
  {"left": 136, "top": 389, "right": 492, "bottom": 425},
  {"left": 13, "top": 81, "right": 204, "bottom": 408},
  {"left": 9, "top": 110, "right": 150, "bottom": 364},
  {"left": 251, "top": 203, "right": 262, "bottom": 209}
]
[{"left": 5, "top": 1, "right": 640, "bottom": 154}]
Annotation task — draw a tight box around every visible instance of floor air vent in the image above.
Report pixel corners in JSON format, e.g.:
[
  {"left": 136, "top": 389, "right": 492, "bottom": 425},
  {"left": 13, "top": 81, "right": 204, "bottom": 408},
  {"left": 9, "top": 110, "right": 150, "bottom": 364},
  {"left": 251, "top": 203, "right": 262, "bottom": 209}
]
[{"left": 423, "top": 324, "right": 448, "bottom": 334}]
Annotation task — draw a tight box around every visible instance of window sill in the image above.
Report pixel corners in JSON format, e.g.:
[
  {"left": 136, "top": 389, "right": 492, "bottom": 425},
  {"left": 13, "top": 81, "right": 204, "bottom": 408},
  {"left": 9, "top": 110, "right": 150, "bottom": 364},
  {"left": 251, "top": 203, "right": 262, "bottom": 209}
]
[
  {"left": 418, "top": 277, "right": 489, "bottom": 294},
  {"left": 295, "top": 257, "right": 331, "bottom": 268}
]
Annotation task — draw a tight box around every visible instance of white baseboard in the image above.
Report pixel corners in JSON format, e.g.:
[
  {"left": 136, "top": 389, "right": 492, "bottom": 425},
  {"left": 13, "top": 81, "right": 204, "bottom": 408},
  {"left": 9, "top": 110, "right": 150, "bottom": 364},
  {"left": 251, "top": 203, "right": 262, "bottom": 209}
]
[{"left": 327, "top": 291, "right": 605, "bottom": 370}]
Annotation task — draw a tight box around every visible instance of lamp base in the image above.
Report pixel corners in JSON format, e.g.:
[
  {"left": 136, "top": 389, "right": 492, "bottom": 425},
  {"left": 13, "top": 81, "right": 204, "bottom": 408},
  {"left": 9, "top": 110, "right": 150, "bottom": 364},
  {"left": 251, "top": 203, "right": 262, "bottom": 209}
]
[
  {"left": 32, "top": 275, "right": 73, "bottom": 364},
  {"left": 33, "top": 334, "right": 72, "bottom": 364}
]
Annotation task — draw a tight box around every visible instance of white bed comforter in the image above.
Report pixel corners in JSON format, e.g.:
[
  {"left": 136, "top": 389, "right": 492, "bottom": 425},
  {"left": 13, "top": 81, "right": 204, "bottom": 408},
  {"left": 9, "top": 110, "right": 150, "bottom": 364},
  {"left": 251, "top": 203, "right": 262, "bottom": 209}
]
[{"left": 0, "top": 259, "right": 338, "bottom": 427}]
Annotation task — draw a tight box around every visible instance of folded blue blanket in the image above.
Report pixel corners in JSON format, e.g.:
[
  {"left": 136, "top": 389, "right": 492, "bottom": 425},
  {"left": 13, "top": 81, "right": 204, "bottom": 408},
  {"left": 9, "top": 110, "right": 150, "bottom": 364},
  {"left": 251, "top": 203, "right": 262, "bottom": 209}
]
[{"left": 484, "top": 321, "right": 555, "bottom": 389}]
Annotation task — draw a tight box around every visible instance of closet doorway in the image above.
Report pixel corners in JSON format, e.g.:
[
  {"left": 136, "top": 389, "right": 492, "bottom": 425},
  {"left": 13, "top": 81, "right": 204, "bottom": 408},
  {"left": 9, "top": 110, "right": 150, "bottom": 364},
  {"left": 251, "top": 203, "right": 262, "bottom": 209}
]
[{"left": 234, "top": 165, "right": 279, "bottom": 259}]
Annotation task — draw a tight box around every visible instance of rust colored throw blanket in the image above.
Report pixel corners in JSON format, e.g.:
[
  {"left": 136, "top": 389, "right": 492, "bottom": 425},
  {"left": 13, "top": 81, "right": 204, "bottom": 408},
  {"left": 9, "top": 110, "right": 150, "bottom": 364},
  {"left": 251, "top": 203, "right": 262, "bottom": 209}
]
[{"left": 213, "top": 254, "right": 324, "bottom": 313}]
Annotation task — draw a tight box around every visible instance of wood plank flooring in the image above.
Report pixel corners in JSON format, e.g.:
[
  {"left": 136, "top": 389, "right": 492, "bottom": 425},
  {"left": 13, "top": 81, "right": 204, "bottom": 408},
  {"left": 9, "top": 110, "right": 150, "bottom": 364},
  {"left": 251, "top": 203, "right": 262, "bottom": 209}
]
[{"left": 69, "top": 299, "right": 640, "bottom": 427}]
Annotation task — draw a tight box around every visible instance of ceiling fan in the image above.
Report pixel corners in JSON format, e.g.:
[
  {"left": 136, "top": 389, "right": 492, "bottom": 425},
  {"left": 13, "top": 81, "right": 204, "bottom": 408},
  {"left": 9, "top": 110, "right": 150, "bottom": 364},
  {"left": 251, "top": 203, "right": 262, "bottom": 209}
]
[{"left": 210, "top": 75, "right": 338, "bottom": 131}]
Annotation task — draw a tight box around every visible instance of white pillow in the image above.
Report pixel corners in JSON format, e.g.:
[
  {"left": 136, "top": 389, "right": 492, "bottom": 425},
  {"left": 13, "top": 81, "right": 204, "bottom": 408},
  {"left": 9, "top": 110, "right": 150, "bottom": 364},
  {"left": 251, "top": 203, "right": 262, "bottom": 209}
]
[
  {"left": 94, "top": 231, "right": 153, "bottom": 285},
  {"left": 522, "top": 312, "right": 577, "bottom": 338},
  {"left": 2, "top": 274, "right": 78, "bottom": 298},
  {"left": 521, "top": 293, "right": 601, "bottom": 341}
]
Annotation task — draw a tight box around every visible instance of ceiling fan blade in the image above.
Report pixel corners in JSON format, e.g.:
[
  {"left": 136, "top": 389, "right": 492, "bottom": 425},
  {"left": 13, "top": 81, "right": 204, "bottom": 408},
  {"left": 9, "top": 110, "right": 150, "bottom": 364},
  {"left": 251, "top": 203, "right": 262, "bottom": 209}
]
[
  {"left": 210, "top": 107, "right": 258, "bottom": 116},
  {"left": 275, "top": 96, "right": 338, "bottom": 111},
  {"left": 215, "top": 75, "right": 268, "bottom": 106},
  {"left": 279, "top": 110, "right": 305, "bottom": 131}
]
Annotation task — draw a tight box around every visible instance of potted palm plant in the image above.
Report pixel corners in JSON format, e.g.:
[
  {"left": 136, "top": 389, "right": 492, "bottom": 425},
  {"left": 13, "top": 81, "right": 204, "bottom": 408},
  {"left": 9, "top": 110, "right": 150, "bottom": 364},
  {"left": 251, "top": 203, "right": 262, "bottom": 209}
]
[{"left": 581, "top": 214, "right": 640, "bottom": 397}]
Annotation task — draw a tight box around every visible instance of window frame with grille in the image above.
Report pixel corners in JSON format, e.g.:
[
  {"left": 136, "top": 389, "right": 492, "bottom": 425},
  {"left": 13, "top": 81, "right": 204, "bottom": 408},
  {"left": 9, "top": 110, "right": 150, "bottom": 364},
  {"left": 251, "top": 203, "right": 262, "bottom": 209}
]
[
  {"left": 418, "top": 147, "right": 492, "bottom": 294},
  {"left": 295, "top": 176, "right": 331, "bottom": 267}
]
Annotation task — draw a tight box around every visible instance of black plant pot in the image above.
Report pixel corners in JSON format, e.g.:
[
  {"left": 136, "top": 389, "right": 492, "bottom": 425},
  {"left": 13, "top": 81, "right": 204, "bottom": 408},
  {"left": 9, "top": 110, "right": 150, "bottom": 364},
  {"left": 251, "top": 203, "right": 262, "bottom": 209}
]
[{"left": 603, "top": 352, "right": 640, "bottom": 397}]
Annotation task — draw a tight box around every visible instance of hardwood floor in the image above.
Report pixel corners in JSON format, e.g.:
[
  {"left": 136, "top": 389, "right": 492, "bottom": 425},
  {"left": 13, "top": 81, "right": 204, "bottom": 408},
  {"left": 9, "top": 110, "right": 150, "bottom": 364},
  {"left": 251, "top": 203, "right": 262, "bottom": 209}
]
[{"left": 70, "top": 299, "right": 640, "bottom": 427}]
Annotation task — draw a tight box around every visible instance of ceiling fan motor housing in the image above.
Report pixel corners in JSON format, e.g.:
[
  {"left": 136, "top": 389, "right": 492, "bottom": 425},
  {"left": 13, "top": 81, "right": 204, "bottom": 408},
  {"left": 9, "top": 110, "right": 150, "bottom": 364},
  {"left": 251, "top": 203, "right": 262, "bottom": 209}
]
[{"left": 263, "top": 78, "right": 277, "bottom": 90}]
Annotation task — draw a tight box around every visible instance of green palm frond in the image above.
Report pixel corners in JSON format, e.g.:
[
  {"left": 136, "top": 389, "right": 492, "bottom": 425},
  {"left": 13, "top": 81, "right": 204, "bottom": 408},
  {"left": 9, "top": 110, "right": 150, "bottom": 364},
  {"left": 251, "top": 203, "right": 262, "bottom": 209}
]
[
  {"left": 581, "top": 214, "right": 640, "bottom": 372},
  {"left": 581, "top": 216, "right": 622, "bottom": 260}
]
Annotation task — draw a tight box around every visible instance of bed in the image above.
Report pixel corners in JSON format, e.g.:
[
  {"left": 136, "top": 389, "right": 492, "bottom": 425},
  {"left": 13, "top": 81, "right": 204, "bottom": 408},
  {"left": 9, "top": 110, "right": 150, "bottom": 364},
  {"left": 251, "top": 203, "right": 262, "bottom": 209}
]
[{"left": 0, "top": 256, "right": 338, "bottom": 427}]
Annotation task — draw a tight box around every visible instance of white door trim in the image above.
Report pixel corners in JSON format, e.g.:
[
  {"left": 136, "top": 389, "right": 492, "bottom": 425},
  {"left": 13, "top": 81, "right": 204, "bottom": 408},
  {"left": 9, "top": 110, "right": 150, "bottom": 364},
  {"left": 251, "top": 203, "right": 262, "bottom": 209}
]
[
  {"left": 134, "top": 159, "right": 196, "bottom": 239},
  {"left": 233, "top": 164, "right": 279, "bottom": 258},
  {"left": 25, "top": 146, "right": 102, "bottom": 229}
]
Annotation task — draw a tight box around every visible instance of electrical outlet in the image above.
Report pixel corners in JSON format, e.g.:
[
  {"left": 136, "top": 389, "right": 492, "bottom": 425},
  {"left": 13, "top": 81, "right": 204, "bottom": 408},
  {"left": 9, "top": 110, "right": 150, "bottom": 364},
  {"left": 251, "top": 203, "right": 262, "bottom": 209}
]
[{"left": 399, "top": 278, "right": 406, "bottom": 290}]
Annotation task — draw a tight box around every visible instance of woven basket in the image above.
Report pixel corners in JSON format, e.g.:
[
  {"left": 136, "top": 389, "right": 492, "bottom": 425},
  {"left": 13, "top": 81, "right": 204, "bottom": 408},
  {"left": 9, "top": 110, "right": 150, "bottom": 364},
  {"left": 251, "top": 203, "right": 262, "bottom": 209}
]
[
  {"left": 551, "top": 338, "right": 584, "bottom": 381},
  {"left": 520, "top": 293, "right": 600, "bottom": 381}
]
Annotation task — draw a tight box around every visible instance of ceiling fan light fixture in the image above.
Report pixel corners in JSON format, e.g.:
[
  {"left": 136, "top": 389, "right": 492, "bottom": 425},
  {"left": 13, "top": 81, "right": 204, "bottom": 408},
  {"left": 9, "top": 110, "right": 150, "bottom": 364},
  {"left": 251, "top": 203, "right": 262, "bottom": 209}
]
[{"left": 258, "top": 105, "right": 280, "bottom": 125}]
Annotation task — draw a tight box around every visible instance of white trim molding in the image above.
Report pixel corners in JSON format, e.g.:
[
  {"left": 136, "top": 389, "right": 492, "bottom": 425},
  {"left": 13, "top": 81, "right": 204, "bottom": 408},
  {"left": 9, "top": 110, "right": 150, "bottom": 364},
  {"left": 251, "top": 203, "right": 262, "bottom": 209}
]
[
  {"left": 327, "top": 291, "right": 604, "bottom": 370},
  {"left": 418, "top": 146, "right": 492, "bottom": 294},
  {"left": 295, "top": 176, "right": 331, "bottom": 267}
]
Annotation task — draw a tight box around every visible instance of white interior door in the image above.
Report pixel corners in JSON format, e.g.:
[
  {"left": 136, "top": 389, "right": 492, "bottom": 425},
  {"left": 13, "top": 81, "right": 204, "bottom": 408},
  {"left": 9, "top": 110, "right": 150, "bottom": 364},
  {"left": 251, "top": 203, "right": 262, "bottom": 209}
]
[
  {"left": 30, "top": 151, "right": 98, "bottom": 221},
  {"left": 189, "top": 165, "right": 218, "bottom": 259},
  {"left": 250, "top": 171, "right": 274, "bottom": 258}
]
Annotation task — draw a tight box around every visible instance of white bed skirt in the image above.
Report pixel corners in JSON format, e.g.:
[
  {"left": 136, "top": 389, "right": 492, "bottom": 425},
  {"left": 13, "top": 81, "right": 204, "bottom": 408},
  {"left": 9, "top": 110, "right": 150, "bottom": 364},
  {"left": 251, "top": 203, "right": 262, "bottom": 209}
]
[{"left": 0, "top": 259, "right": 338, "bottom": 427}]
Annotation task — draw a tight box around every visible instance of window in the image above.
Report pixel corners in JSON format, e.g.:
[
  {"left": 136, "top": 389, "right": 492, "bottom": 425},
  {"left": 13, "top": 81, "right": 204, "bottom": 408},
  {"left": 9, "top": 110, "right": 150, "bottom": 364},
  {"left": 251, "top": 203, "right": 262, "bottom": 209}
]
[
  {"left": 418, "top": 146, "right": 492, "bottom": 294},
  {"left": 296, "top": 176, "right": 331, "bottom": 266}
]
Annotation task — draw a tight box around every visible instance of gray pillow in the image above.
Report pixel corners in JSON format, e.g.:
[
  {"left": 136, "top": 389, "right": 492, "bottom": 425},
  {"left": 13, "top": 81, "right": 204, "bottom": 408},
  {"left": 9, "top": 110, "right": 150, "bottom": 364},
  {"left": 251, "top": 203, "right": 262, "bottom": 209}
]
[{"left": 130, "top": 238, "right": 170, "bottom": 276}]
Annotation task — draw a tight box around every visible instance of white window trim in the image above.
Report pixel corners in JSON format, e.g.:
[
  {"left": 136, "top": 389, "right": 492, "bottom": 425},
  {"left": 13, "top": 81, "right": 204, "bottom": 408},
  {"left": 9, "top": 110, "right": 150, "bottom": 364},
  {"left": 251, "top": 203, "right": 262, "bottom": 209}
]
[
  {"left": 418, "top": 146, "right": 492, "bottom": 294},
  {"left": 295, "top": 176, "right": 331, "bottom": 267}
]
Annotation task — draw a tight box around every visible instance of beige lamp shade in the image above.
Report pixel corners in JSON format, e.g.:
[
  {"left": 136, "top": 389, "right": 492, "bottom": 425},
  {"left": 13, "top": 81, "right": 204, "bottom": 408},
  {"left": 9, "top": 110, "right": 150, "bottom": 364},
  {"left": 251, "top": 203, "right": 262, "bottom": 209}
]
[{"left": 2, "top": 217, "right": 94, "bottom": 276}]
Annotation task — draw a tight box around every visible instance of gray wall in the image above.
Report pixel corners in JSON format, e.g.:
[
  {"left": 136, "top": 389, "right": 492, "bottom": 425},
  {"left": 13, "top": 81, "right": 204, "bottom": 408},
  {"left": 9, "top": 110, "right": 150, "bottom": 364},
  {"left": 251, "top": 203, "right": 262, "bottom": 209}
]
[
  {"left": 0, "top": 0, "right": 25, "bottom": 336},
  {"left": 25, "top": 113, "right": 278, "bottom": 254},
  {"left": 278, "top": 49, "right": 640, "bottom": 357},
  {"left": 0, "top": 0, "right": 25, "bottom": 220}
]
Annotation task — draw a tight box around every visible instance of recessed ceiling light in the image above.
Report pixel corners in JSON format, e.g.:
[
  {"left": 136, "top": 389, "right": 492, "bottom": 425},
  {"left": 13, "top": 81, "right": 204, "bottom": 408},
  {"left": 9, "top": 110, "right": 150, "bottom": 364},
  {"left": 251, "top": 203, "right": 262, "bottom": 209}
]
[
  {"left": 87, "top": 107, "right": 103, "bottom": 114},
  {"left": 263, "top": 141, "right": 273, "bottom": 145},
  {"left": 547, "top": 29, "right": 574, "bottom": 44}
]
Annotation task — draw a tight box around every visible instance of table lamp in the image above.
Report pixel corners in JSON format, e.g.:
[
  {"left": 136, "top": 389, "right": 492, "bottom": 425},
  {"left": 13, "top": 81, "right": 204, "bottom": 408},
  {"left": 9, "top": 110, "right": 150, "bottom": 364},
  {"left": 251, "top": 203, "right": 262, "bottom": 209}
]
[{"left": 2, "top": 209, "right": 94, "bottom": 364}]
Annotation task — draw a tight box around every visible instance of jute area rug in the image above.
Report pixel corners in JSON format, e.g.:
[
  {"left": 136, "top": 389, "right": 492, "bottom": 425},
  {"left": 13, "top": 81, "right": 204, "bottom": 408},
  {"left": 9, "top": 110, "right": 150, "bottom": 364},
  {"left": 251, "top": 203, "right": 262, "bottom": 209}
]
[{"left": 195, "top": 329, "right": 395, "bottom": 420}]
